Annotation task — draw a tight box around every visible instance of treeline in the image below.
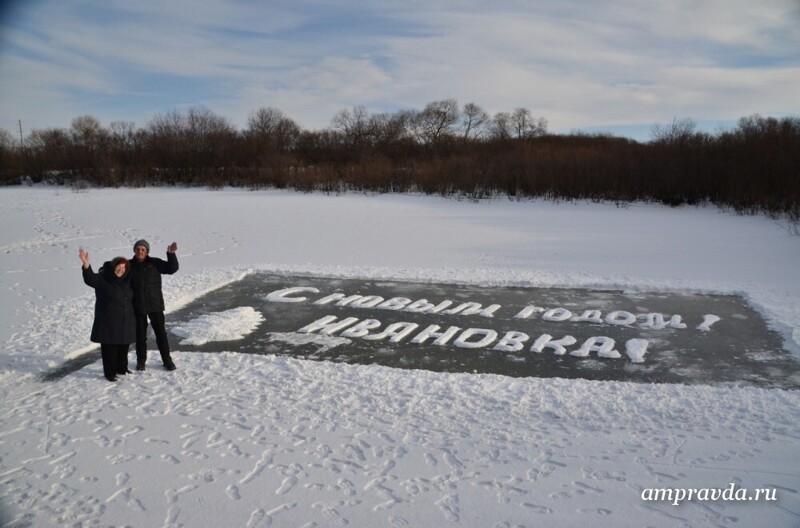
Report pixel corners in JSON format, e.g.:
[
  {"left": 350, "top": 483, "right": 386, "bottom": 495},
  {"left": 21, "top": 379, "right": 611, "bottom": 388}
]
[{"left": 0, "top": 100, "right": 798, "bottom": 219}]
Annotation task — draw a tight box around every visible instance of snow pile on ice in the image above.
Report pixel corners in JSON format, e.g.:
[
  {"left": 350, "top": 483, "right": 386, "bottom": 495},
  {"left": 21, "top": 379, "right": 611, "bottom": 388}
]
[
  {"left": 625, "top": 338, "right": 649, "bottom": 363},
  {"left": 170, "top": 307, "right": 264, "bottom": 345},
  {"left": 698, "top": 313, "right": 722, "bottom": 331},
  {"left": 267, "top": 331, "right": 352, "bottom": 352}
]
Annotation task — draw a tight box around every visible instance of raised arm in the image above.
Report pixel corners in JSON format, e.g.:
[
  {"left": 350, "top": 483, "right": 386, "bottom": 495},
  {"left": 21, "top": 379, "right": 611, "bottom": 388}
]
[
  {"left": 162, "top": 242, "right": 179, "bottom": 274},
  {"left": 79, "top": 249, "right": 101, "bottom": 288},
  {"left": 79, "top": 248, "right": 90, "bottom": 269}
]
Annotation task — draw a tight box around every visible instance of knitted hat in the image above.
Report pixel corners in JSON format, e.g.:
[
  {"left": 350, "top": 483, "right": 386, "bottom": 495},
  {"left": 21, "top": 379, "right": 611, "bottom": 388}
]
[{"left": 133, "top": 239, "right": 150, "bottom": 253}]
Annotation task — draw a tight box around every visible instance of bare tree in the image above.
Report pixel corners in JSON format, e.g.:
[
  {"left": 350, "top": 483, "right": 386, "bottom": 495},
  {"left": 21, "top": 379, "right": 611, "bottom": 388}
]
[
  {"left": 331, "top": 106, "right": 411, "bottom": 148},
  {"left": 144, "top": 108, "right": 234, "bottom": 176},
  {"left": 0, "top": 129, "right": 18, "bottom": 181},
  {"left": 147, "top": 110, "right": 183, "bottom": 145},
  {"left": 369, "top": 112, "right": 408, "bottom": 145},
  {"left": 735, "top": 114, "right": 800, "bottom": 138},
  {"left": 511, "top": 108, "right": 548, "bottom": 138},
  {"left": 27, "top": 128, "right": 70, "bottom": 151},
  {"left": 511, "top": 108, "right": 547, "bottom": 139},
  {"left": 186, "top": 107, "right": 233, "bottom": 143},
  {"left": 331, "top": 105, "right": 378, "bottom": 147},
  {"left": 25, "top": 127, "right": 72, "bottom": 177},
  {"left": 248, "top": 107, "right": 284, "bottom": 136},
  {"left": 408, "top": 99, "right": 460, "bottom": 144},
  {"left": 247, "top": 107, "right": 300, "bottom": 152},
  {"left": 460, "top": 102, "right": 489, "bottom": 141},
  {"left": 0, "top": 128, "right": 22, "bottom": 183},
  {"left": 186, "top": 108, "right": 235, "bottom": 171},
  {"left": 71, "top": 115, "right": 106, "bottom": 153},
  {"left": 0, "top": 129, "right": 13, "bottom": 151},
  {"left": 489, "top": 109, "right": 547, "bottom": 140},
  {"left": 511, "top": 108, "right": 532, "bottom": 138},
  {"left": 532, "top": 116, "right": 548, "bottom": 137},
  {"left": 490, "top": 112, "right": 513, "bottom": 140},
  {"left": 109, "top": 121, "right": 137, "bottom": 150},
  {"left": 650, "top": 117, "right": 697, "bottom": 144}
]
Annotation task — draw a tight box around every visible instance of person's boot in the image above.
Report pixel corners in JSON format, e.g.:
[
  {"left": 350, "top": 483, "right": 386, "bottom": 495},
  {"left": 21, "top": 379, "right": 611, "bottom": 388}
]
[
  {"left": 136, "top": 348, "right": 147, "bottom": 371},
  {"left": 162, "top": 351, "right": 176, "bottom": 371}
]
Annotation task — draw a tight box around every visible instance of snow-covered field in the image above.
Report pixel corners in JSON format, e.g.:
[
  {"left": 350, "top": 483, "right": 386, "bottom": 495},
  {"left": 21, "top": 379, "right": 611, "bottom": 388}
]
[{"left": 1, "top": 186, "right": 799, "bottom": 527}]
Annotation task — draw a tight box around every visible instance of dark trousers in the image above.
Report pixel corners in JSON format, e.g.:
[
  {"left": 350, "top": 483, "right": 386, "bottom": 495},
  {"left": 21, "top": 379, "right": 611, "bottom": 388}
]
[
  {"left": 136, "top": 312, "right": 174, "bottom": 367},
  {"left": 101, "top": 344, "right": 130, "bottom": 380}
]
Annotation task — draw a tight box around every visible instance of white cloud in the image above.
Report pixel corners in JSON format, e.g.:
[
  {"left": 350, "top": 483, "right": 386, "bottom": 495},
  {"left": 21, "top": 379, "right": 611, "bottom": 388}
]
[
  {"left": 287, "top": 56, "right": 393, "bottom": 101},
  {"left": 0, "top": 53, "right": 112, "bottom": 131},
  {"left": 1, "top": 0, "right": 798, "bottom": 135}
]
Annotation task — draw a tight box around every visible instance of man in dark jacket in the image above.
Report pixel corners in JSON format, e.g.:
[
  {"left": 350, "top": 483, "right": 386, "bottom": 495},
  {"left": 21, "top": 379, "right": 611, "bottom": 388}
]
[
  {"left": 80, "top": 249, "right": 136, "bottom": 382},
  {"left": 129, "top": 239, "right": 179, "bottom": 371}
]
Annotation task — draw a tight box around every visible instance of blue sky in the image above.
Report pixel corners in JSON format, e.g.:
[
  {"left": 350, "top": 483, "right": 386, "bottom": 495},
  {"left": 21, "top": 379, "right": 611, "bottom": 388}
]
[{"left": 0, "top": 0, "right": 798, "bottom": 141}]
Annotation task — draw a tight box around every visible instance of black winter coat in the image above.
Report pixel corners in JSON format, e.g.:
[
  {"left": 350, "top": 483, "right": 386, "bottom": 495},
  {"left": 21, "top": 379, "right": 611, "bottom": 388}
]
[
  {"left": 129, "top": 253, "right": 179, "bottom": 314},
  {"left": 83, "top": 259, "right": 136, "bottom": 345}
]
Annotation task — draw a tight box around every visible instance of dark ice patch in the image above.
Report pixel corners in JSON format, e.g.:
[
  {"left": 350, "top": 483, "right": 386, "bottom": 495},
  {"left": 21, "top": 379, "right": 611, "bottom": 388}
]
[{"left": 158, "top": 273, "right": 800, "bottom": 389}]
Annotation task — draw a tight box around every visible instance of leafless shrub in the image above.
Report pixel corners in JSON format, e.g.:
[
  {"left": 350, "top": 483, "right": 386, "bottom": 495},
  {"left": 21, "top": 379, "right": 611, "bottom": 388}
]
[{"left": 4, "top": 106, "right": 796, "bottom": 219}]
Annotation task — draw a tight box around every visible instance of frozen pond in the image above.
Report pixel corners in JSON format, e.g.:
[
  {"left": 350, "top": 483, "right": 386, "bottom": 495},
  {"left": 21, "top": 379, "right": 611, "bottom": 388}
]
[{"left": 46, "top": 273, "right": 800, "bottom": 389}]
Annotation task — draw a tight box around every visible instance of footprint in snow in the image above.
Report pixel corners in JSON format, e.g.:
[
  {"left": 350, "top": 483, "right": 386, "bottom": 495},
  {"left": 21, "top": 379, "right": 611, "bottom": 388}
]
[
  {"left": 226, "top": 484, "right": 241, "bottom": 501},
  {"left": 276, "top": 475, "right": 297, "bottom": 495}
]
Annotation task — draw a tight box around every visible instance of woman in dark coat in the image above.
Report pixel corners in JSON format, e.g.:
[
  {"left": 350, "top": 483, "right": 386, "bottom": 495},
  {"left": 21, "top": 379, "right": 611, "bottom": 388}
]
[{"left": 79, "top": 249, "right": 137, "bottom": 382}]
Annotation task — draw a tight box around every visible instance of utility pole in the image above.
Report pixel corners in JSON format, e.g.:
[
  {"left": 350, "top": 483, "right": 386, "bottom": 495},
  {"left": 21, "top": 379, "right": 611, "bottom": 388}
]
[{"left": 18, "top": 120, "right": 23, "bottom": 149}]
